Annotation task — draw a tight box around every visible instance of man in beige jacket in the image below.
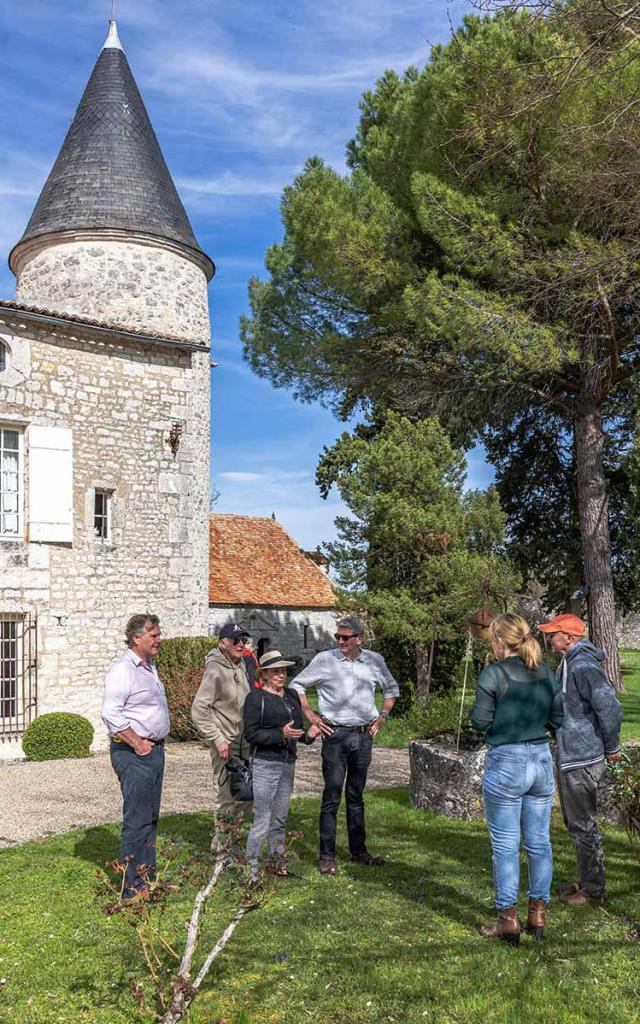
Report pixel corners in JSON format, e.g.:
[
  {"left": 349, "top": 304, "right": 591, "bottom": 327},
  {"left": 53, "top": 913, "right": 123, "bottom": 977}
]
[{"left": 191, "top": 623, "right": 252, "bottom": 851}]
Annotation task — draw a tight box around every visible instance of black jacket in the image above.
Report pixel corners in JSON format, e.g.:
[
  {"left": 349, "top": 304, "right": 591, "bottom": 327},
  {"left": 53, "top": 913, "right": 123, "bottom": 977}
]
[{"left": 243, "top": 687, "right": 315, "bottom": 762}]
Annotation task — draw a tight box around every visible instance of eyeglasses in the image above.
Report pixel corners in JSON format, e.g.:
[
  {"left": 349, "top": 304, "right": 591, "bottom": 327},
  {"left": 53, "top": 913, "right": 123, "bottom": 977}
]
[
  {"left": 335, "top": 633, "right": 356, "bottom": 643},
  {"left": 229, "top": 637, "right": 248, "bottom": 646}
]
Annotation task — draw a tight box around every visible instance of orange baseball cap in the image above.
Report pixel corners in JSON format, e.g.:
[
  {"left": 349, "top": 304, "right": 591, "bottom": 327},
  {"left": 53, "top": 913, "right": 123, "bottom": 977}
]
[{"left": 538, "top": 613, "right": 586, "bottom": 636}]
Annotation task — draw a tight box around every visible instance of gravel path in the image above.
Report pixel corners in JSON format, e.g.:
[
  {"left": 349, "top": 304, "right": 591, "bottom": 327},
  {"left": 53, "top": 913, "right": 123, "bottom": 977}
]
[{"left": 0, "top": 742, "right": 409, "bottom": 847}]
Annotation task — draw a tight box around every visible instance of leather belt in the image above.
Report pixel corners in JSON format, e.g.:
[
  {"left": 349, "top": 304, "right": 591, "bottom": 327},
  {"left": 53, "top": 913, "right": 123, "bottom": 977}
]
[
  {"left": 323, "top": 722, "right": 370, "bottom": 733},
  {"left": 111, "top": 737, "right": 165, "bottom": 746}
]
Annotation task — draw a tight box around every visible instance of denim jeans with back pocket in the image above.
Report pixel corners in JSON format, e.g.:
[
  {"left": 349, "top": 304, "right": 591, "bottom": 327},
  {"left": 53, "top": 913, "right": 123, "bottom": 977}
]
[{"left": 483, "top": 741, "right": 555, "bottom": 909}]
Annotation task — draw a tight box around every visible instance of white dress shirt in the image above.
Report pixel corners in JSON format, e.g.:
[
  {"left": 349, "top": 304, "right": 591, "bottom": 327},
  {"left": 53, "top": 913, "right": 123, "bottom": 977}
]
[
  {"left": 290, "top": 647, "right": 399, "bottom": 725},
  {"left": 101, "top": 648, "right": 170, "bottom": 740}
]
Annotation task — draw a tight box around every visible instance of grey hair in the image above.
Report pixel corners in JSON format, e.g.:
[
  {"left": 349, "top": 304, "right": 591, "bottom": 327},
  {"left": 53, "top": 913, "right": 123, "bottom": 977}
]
[
  {"left": 125, "top": 613, "right": 160, "bottom": 647},
  {"left": 336, "top": 615, "right": 365, "bottom": 636}
]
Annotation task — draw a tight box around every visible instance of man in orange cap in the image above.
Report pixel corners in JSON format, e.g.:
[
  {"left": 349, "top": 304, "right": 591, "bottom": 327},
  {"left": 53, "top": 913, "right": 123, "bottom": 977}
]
[{"left": 539, "top": 613, "right": 623, "bottom": 904}]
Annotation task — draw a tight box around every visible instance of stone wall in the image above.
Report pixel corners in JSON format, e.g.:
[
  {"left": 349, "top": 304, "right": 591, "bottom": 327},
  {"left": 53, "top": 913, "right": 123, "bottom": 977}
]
[
  {"left": 208, "top": 605, "right": 339, "bottom": 666},
  {"left": 410, "top": 738, "right": 623, "bottom": 824},
  {"left": 0, "top": 312, "right": 210, "bottom": 758},
  {"left": 15, "top": 236, "right": 210, "bottom": 344},
  {"left": 618, "top": 613, "right": 640, "bottom": 650}
]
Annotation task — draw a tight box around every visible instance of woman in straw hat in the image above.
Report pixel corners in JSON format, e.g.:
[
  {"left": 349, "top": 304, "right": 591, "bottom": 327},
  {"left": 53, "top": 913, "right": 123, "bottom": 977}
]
[
  {"left": 471, "top": 613, "right": 564, "bottom": 945},
  {"left": 243, "top": 650, "right": 320, "bottom": 882}
]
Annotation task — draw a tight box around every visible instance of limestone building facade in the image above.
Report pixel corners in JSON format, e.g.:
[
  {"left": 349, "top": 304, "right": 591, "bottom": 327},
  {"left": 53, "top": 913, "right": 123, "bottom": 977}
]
[
  {"left": 0, "top": 22, "right": 213, "bottom": 758},
  {"left": 208, "top": 514, "right": 338, "bottom": 666}
]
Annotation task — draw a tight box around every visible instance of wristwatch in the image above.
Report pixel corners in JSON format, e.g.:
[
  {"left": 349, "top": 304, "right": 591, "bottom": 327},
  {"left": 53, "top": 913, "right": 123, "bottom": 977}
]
[{"left": 379, "top": 710, "right": 390, "bottom": 721}]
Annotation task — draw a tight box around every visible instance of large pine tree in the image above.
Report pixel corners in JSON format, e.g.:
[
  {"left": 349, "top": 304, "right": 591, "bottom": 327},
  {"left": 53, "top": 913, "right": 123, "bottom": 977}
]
[{"left": 243, "top": 6, "right": 640, "bottom": 686}]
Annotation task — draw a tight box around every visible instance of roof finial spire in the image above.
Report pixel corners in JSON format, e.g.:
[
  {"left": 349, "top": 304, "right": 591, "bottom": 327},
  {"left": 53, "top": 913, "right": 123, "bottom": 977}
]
[{"left": 102, "top": 15, "right": 122, "bottom": 51}]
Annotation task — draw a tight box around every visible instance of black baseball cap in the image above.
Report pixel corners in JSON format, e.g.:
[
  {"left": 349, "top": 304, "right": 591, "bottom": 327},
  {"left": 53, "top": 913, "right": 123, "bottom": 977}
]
[{"left": 218, "top": 623, "right": 250, "bottom": 641}]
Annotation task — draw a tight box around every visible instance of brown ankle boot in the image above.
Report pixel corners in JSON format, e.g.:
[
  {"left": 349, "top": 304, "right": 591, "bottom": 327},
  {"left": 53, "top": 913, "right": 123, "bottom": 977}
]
[
  {"left": 524, "top": 898, "right": 546, "bottom": 942},
  {"left": 480, "top": 906, "right": 521, "bottom": 946}
]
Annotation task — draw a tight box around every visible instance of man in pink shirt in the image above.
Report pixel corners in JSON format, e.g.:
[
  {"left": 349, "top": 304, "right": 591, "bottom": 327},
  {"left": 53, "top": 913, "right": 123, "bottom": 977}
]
[{"left": 102, "top": 614, "right": 169, "bottom": 899}]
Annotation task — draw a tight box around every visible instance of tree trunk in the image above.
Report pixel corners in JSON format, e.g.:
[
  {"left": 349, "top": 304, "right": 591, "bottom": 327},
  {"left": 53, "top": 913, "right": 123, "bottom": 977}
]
[
  {"left": 574, "top": 400, "right": 622, "bottom": 689},
  {"left": 415, "top": 644, "right": 431, "bottom": 700}
]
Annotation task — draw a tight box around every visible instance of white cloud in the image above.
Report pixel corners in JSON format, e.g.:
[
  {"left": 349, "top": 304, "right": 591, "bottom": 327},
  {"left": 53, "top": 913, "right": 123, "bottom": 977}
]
[
  {"left": 161, "top": 46, "right": 427, "bottom": 96},
  {"left": 220, "top": 471, "right": 265, "bottom": 482},
  {"left": 176, "top": 171, "right": 289, "bottom": 198}
]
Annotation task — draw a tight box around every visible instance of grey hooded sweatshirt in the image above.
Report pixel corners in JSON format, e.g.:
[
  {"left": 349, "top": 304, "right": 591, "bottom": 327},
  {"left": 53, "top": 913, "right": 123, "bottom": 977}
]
[{"left": 555, "top": 639, "right": 623, "bottom": 771}]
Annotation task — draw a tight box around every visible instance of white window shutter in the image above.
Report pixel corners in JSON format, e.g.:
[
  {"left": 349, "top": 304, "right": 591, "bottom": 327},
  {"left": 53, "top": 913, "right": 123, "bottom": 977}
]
[{"left": 28, "top": 425, "right": 73, "bottom": 543}]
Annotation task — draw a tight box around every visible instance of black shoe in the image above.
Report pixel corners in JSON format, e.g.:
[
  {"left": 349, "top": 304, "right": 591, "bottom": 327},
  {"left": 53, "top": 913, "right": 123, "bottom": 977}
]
[{"left": 350, "top": 851, "right": 385, "bottom": 866}]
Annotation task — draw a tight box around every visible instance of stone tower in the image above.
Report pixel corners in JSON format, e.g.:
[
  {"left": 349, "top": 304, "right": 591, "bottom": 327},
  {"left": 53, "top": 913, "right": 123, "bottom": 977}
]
[
  {"left": 10, "top": 21, "right": 214, "bottom": 340},
  {"left": 0, "top": 22, "right": 213, "bottom": 756}
]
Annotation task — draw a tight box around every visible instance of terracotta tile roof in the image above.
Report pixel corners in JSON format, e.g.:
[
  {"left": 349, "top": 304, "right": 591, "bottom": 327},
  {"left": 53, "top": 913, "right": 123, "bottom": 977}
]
[
  {"left": 209, "top": 514, "right": 336, "bottom": 608},
  {"left": 0, "top": 299, "right": 208, "bottom": 350}
]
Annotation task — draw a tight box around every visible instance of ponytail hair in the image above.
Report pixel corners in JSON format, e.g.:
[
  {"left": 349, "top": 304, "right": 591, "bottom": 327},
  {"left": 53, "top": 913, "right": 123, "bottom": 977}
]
[{"left": 489, "top": 613, "right": 541, "bottom": 671}]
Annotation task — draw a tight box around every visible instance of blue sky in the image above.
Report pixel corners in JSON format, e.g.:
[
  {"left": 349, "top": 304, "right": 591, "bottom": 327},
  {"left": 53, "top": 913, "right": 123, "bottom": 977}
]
[{"left": 0, "top": 0, "right": 493, "bottom": 548}]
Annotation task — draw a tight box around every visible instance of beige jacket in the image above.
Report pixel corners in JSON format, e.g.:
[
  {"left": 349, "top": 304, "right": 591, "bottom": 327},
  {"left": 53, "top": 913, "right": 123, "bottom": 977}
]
[{"left": 191, "top": 648, "right": 249, "bottom": 748}]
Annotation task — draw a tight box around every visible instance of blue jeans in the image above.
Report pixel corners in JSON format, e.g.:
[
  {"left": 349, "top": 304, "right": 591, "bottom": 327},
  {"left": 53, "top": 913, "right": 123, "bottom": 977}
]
[
  {"left": 110, "top": 742, "right": 165, "bottom": 895},
  {"left": 483, "top": 742, "right": 554, "bottom": 910}
]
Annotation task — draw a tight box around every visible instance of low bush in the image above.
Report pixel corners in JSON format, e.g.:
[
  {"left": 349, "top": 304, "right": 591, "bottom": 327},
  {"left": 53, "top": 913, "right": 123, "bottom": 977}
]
[
  {"left": 609, "top": 747, "right": 640, "bottom": 845},
  {"left": 22, "top": 712, "right": 94, "bottom": 761},
  {"left": 156, "top": 636, "right": 216, "bottom": 741},
  {"left": 407, "top": 689, "right": 472, "bottom": 740}
]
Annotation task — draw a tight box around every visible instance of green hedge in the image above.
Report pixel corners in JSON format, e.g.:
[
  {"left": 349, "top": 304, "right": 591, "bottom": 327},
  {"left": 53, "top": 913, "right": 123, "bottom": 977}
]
[
  {"left": 22, "top": 712, "right": 94, "bottom": 761},
  {"left": 156, "top": 636, "right": 217, "bottom": 742},
  {"left": 155, "top": 635, "right": 216, "bottom": 677}
]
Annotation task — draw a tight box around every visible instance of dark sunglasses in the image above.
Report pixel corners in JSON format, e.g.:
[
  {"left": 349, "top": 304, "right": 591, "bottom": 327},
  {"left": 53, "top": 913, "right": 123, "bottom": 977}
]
[
  {"left": 334, "top": 633, "right": 356, "bottom": 642},
  {"left": 229, "top": 636, "right": 248, "bottom": 646}
]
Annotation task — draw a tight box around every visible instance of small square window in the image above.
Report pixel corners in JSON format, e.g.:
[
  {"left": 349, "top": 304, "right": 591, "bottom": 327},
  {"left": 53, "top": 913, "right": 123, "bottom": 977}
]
[{"left": 94, "top": 489, "right": 113, "bottom": 541}]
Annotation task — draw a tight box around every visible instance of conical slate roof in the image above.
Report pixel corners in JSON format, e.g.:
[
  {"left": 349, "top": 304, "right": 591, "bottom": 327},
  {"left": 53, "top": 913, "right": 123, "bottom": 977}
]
[{"left": 12, "top": 22, "right": 213, "bottom": 277}]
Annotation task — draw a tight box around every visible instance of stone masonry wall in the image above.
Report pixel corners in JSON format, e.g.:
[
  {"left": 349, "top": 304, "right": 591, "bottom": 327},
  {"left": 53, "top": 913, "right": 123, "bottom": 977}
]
[
  {"left": 618, "top": 613, "right": 640, "bottom": 650},
  {"left": 208, "top": 605, "right": 339, "bottom": 666},
  {"left": 0, "top": 314, "right": 210, "bottom": 757},
  {"left": 15, "top": 238, "right": 210, "bottom": 344}
]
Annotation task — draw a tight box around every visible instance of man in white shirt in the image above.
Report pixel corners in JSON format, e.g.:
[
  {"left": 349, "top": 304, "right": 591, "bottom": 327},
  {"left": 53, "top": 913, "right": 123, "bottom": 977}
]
[
  {"left": 102, "top": 614, "right": 169, "bottom": 899},
  {"left": 290, "top": 616, "right": 399, "bottom": 874}
]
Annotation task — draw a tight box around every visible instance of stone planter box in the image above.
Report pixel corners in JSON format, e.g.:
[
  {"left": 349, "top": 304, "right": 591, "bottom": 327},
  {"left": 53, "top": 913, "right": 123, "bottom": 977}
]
[
  {"left": 410, "top": 736, "right": 486, "bottom": 820},
  {"left": 410, "top": 736, "right": 623, "bottom": 826}
]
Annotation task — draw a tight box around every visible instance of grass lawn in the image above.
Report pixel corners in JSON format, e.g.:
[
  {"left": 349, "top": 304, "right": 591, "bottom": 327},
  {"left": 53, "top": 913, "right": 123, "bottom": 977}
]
[
  {"left": 1, "top": 791, "right": 639, "bottom": 1024},
  {"left": 619, "top": 649, "right": 640, "bottom": 746}
]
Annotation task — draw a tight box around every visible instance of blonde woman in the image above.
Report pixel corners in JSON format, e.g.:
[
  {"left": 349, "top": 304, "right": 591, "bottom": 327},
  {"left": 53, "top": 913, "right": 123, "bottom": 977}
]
[{"left": 472, "top": 613, "right": 564, "bottom": 945}]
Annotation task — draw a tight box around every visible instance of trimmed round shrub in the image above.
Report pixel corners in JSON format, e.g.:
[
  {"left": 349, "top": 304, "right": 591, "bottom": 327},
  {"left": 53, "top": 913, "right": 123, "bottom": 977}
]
[{"left": 22, "top": 712, "right": 94, "bottom": 761}]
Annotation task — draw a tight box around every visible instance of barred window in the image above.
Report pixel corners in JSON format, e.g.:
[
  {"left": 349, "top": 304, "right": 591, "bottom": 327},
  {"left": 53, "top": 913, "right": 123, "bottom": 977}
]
[
  {"left": 0, "top": 343, "right": 6, "bottom": 372},
  {"left": 94, "top": 489, "right": 113, "bottom": 540},
  {"left": 0, "top": 428, "right": 20, "bottom": 537},
  {"left": 0, "top": 617, "right": 19, "bottom": 725}
]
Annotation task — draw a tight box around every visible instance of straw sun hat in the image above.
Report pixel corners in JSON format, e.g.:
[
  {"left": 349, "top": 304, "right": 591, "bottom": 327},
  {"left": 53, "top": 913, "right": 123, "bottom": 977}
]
[{"left": 256, "top": 650, "right": 295, "bottom": 675}]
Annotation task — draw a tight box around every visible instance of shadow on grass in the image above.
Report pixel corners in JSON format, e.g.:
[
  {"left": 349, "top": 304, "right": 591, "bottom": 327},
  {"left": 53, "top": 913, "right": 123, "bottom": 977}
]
[
  {"left": 73, "top": 813, "right": 213, "bottom": 870},
  {"left": 73, "top": 826, "right": 119, "bottom": 869}
]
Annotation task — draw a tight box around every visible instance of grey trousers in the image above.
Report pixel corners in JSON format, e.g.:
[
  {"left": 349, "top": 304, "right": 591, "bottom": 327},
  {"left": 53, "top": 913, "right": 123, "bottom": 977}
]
[
  {"left": 556, "top": 759, "right": 607, "bottom": 898},
  {"left": 210, "top": 735, "right": 252, "bottom": 853},
  {"left": 245, "top": 758, "right": 296, "bottom": 873}
]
